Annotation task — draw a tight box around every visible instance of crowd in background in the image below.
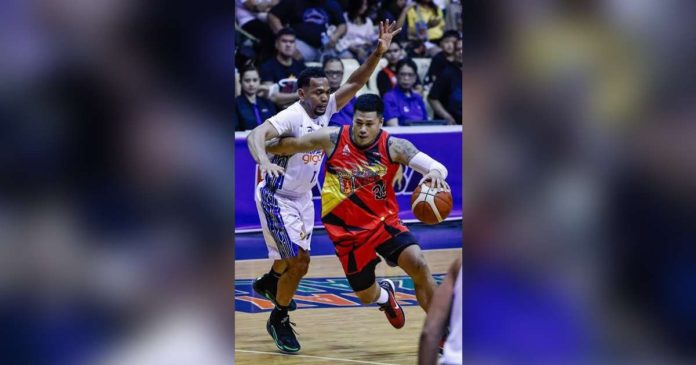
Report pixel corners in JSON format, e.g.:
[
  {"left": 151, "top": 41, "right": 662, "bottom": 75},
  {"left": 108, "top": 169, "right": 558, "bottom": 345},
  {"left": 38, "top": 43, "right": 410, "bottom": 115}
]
[{"left": 234, "top": 0, "right": 464, "bottom": 130}]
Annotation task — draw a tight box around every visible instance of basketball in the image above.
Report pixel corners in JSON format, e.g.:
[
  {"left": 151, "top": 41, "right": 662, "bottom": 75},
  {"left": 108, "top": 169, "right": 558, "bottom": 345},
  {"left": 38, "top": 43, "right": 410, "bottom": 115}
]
[{"left": 410, "top": 181, "right": 452, "bottom": 225}]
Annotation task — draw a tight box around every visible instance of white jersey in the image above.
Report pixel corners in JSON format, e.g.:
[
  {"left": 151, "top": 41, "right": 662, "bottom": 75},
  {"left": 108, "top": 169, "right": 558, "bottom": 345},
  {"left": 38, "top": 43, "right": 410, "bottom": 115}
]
[
  {"left": 264, "top": 93, "right": 338, "bottom": 196},
  {"left": 441, "top": 263, "right": 463, "bottom": 365}
]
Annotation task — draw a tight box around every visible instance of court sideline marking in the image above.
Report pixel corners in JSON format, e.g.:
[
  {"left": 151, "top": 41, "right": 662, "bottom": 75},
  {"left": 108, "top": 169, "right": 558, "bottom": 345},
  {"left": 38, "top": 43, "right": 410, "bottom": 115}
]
[{"left": 235, "top": 349, "right": 400, "bottom": 365}]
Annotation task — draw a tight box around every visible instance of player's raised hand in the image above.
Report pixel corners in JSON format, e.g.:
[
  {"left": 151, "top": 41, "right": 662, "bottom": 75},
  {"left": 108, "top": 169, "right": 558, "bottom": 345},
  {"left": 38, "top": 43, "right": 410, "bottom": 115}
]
[
  {"left": 260, "top": 162, "right": 285, "bottom": 179},
  {"left": 419, "top": 170, "right": 450, "bottom": 192},
  {"left": 376, "top": 20, "right": 402, "bottom": 56}
]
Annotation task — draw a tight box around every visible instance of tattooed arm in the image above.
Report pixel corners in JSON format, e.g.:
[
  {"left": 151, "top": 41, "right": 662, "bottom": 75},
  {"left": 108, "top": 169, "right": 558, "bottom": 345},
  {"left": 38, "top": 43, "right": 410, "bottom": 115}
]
[
  {"left": 267, "top": 127, "right": 340, "bottom": 156},
  {"left": 389, "top": 137, "right": 450, "bottom": 190}
]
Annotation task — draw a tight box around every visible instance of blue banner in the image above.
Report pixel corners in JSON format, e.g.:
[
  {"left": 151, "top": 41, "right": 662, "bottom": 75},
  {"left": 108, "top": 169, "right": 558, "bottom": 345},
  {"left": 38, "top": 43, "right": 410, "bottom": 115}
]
[{"left": 235, "top": 126, "right": 462, "bottom": 231}]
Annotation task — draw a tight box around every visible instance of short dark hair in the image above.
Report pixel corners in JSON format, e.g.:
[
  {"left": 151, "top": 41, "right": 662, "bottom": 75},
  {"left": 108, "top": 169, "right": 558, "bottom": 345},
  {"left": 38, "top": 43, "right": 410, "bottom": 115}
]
[
  {"left": 441, "top": 30, "right": 462, "bottom": 42},
  {"left": 354, "top": 93, "right": 384, "bottom": 116},
  {"left": 297, "top": 67, "right": 327, "bottom": 89},
  {"left": 395, "top": 58, "right": 418, "bottom": 74},
  {"left": 322, "top": 56, "right": 343, "bottom": 70},
  {"left": 275, "top": 27, "right": 296, "bottom": 40}
]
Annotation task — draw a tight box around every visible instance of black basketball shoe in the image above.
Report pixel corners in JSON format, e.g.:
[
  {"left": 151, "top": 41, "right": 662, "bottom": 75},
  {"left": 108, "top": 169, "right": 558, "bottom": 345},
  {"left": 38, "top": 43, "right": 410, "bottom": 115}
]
[
  {"left": 266, "top": 312, "right": 300, "bottom": 353},
  {"left": 252, "top": 274, "right": 297, "bottom": 311}
]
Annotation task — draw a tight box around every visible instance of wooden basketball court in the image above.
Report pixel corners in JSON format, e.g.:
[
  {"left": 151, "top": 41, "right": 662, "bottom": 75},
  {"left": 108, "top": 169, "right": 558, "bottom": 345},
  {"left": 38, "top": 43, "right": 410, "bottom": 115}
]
[{"left": 235, "top": 248, "right": 461, "bottom": 365}]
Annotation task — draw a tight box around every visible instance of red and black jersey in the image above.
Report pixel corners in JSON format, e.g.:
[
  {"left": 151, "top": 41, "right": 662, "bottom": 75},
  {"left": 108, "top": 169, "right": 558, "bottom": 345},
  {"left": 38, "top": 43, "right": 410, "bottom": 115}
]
[{"left": 321, "top": 126, "right": 409, "bottom": 260}]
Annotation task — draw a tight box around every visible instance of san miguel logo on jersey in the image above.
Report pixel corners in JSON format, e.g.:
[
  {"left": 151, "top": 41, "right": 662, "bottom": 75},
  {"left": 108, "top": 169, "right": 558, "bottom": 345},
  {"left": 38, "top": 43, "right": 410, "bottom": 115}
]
[{"left": 336, "top": 164, "right": 386, "bottom": 195}]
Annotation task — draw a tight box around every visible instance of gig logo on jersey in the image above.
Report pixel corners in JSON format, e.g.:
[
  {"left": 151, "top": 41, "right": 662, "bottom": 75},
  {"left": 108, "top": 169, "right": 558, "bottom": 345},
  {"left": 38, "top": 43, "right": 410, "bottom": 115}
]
[
  {"left": 302, "top": 150, "right": 324, "bottom": 165},
  {"left": 235, "top": 274, "right": 444, "bottom": 312}
]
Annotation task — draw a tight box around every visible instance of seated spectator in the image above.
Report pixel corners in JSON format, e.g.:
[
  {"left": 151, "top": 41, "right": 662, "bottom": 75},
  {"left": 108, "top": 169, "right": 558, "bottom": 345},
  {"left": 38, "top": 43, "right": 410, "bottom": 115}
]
[
  {"left": 259, "top": 28, "right": 307, "bottom": 108},
  {"left": 406, "top": 0, "right": 445, "bottom": 56},
  {"left": 384, "top": 58, "right": 428, "bottom": 126},
  {"left": 377, "top": 41, "right": 423, "bottom": 97},
  {"left": 236, "top": 0, "right": 279, "bottom": 63},
  {"left": 428, "top": 39, "right": 462, "bottom": 124},
  {"left": 323, "top": 57, "right": 356, "bottom": 126},
  {"left": 336, "top": 0, "right": 377, "bottom": 64},
  {"left": 425, "top": 30, "right": 461, "bottom": 85},
  {"left": 378, "top": 0, "right": 411, "bottom": 43},
  {"left": 235, "top": 65, "right": 277, "bottom": 131},
  {"left": 267, "top": 0, "right": 346, "bottom": 62}
]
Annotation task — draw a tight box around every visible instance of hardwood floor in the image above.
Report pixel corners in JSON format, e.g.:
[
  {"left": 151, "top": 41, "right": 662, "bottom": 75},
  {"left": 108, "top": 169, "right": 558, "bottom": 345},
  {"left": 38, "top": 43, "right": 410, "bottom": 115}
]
[{"left": 234, "top": 248, "right": 461, "bottom": 365}]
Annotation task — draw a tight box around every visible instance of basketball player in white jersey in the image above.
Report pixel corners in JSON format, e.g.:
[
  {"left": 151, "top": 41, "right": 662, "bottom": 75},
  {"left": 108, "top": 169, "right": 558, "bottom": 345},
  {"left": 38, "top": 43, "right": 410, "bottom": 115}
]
[
  {"left": 418, "top": 256, "right": 462, "bottom": 365},
  {"left": 246, "top": 20, "right": 402, "bottom": 353}
]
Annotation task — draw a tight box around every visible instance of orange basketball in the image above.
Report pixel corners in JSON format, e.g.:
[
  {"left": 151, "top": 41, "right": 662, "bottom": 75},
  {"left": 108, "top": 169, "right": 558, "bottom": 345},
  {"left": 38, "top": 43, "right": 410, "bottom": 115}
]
[{"left": 410, "top": 181, "right": 452, "bottom": 225}]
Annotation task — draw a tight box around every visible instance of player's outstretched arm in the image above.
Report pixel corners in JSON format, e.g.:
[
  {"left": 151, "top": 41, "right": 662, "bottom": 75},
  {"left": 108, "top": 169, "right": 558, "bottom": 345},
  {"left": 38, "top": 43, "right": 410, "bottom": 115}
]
[
  {"left": 334, "top": 20, "right": 402, "bottom": 109},
  {"left": 267, "top": 127, "right": 340, "bottom": 156},
  {"left": 247, "top": 120, "right": 284, "bottom": 178},
  {"left": 388, "top": 137, "right": 450, "bottom": 191},
  {"left": 417, "top": 256, "right": 461, "bottom": 365}
]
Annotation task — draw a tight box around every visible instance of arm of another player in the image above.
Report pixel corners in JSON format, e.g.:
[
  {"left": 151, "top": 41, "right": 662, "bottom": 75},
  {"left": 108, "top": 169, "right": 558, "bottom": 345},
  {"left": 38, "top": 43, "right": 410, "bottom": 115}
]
[
  {"left": 417, "top": 256, "right": 461, "bottom": 365},
  {"left": 247, "top": 120, "right": 285, "bottom": 178},
  {"left": 334, "top": 20, "right": 402, "bottom": 109},
  {"left": 388, "top": 137, "right": 450, "bottom": 190},
  {"left": 266, "top": 126, "right": 340, "bottom": 156}
]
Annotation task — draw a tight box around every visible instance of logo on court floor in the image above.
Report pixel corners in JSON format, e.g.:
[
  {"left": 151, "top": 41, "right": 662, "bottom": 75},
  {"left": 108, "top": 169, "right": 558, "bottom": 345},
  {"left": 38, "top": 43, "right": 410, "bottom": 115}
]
[{"left": 235, "top": 275, "right": 444, "bottom": 313}]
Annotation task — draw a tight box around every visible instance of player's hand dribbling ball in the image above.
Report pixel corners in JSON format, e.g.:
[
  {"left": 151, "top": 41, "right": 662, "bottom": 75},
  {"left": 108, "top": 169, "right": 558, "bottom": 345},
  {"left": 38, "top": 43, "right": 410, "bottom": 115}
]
[{"left": 411, "top": 181, "right": 452, "bottom": 225}]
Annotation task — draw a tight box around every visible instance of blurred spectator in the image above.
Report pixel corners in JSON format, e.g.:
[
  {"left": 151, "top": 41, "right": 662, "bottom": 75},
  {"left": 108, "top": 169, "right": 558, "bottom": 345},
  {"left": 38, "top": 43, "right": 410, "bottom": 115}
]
[
  {"left": 406, "top": 0, "right": 445, "bottom": 56},
  {"left": 444, "top": 0, "right": 462, "bottom": 33},
  {"left": 377, "top": 41, "right": 423, "bottom": 97},
  {"left": 235, "top": 0, "right": 279, "bottom": 63},
  {"left": 384, "top": 58, "right": 428, "bottom": 125},
  {"left": 322, "top": 57, "right": 356, "bottom": 126},
  {"left": 378, "top": 0, "right": 412, "bottom": 43},
  {"left": 259, "top": 28, "right": 306, "bottom": 108},
  {"left": 267, "top": 0, "right": 346, "bottom": 62},
  {"left": 235, "top": 64, "right": 277, "bottom": 131},
  {"left": 336, "top": 0, "right": 377, "bottom": 63},
  {"left": 428, "top": 38, "right": 462, "bottom": 124},
  {"left": 425, "top": 30, "right": 461, "bottom": 85}
]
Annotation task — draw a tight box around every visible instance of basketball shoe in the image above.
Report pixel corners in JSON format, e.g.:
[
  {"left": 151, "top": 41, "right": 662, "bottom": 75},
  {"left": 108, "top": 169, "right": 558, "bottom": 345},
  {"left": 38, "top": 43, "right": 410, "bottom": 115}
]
[
  {"left": 267, "top": 311, "right": 300, "bottom": 353},
  {"left": 252, "top": 274, "right": 297, "bottom": 311},
  {"left": 378, "top": 279, "right": 405, "bottom": 329}
]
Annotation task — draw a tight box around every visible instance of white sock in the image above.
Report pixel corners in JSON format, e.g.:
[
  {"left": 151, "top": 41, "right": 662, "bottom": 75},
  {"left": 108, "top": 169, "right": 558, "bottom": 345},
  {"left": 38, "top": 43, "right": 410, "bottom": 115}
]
[{"left": 376, "top": 287, "right": 389, "bottom": 304}]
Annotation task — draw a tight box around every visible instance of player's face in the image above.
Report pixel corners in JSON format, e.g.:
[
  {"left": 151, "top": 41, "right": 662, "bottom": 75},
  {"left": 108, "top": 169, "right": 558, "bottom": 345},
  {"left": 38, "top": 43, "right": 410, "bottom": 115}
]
[
  {"left": 300, "top": 78, "right": 331, "bottom": 117},
  {"left": 397, "top": 64, "right": 416, "bottom": 90},
  {"left": 241, "top": 70, "right": 260, "bottom": 96},
  {"left": 352, "top": 111, "right": 383, "bottom": 146},
  {"left": 323, "top": 60, "right": 344, "bottom": 91},
  {"left": 276, "top": 35, "right": 296, "bottom": 58}
]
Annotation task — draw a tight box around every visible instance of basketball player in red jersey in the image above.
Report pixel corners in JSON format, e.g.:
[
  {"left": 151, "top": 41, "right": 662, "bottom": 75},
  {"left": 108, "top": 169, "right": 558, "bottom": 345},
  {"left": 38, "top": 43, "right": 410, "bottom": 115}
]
[{"left": 267, "top": 94, "right": 450, "bottom": 328}]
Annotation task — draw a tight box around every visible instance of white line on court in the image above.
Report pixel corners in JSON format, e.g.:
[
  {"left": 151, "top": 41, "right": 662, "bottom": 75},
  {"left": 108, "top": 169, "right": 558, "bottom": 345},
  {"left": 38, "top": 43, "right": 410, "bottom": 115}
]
[{"left": 235, "top": 349, "right": 400, "bottom": 365}]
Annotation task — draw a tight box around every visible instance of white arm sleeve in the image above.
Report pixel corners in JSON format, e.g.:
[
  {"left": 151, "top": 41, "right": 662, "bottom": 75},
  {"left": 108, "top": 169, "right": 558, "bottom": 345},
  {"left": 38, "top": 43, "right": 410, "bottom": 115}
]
[{"left": 408, "top": 152, "right": 448, "bottom": 179}]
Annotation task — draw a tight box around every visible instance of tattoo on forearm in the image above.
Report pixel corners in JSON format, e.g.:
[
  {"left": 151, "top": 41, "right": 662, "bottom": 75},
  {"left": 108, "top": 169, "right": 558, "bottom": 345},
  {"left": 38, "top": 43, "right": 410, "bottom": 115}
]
[
  {"left": 329, "top": 130, "right": 340, "bottom": 146},
  {"left": 389, "top": 138, "right": 419, "bottom": 162}
]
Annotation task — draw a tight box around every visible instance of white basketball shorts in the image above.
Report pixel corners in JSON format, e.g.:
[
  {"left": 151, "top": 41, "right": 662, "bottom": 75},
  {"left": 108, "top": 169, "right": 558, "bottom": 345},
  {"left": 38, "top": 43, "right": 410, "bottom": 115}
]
[{"left": 255, "top": 182, "right": 314, "bottom": 259}]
